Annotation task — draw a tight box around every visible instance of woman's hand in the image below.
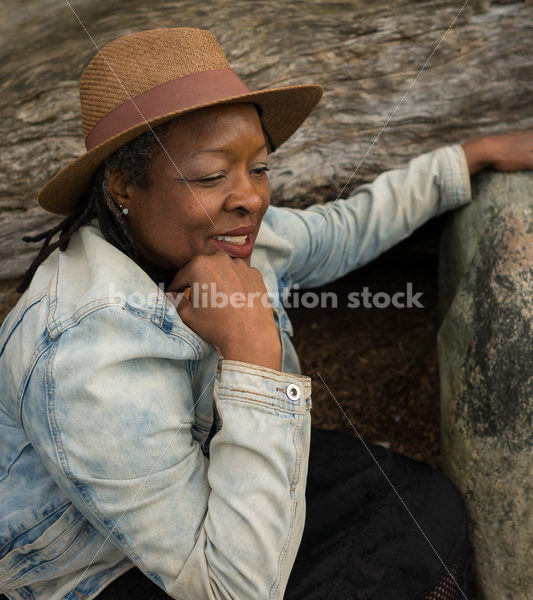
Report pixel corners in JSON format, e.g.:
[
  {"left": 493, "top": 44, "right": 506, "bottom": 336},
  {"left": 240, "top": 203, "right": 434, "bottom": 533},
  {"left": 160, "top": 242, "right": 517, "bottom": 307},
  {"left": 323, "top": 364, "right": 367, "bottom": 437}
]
[
  {"left": 166, "top": 252, "right": 282, "bottom": 371},
  {"left": 462, "top": 129, "right": 533, "bottom": 175}
]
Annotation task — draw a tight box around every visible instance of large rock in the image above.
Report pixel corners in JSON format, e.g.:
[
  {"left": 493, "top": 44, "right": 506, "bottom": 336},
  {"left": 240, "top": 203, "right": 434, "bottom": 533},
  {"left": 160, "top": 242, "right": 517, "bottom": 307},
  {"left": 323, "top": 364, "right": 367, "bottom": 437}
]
[
  {"left": 438, "top": 171, "right": 533, "bottom": 599},
  {"left": 1, "top": 0, "right": 533, "bottom": 280}
]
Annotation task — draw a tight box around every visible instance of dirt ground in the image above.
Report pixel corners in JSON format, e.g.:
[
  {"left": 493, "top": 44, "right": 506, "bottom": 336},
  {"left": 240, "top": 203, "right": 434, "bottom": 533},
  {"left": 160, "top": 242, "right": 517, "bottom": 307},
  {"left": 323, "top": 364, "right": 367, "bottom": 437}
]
[
  {"left": 287, "top": 217, "right": 446, "bottom": 469},
  {"left": 0, "top": 217, "right": 445, "bottom": 469}
]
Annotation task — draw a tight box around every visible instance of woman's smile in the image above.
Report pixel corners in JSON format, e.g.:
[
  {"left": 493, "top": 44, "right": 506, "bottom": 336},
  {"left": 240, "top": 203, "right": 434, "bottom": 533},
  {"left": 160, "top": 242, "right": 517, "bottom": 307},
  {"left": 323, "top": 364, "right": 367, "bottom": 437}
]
[{"left": 209, "top": 223, "right": 256, "bottom": 257}]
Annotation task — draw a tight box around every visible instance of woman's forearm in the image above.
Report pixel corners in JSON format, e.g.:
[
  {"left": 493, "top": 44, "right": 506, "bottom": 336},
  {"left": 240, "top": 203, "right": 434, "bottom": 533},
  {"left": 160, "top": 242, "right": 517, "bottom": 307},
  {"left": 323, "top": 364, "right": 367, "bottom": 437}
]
[
  {"left": 174, "top": 360, "right": 312, "bottom": 599},
  {"left": 462, "top": 130, "right": 533, "bottom": 175}
]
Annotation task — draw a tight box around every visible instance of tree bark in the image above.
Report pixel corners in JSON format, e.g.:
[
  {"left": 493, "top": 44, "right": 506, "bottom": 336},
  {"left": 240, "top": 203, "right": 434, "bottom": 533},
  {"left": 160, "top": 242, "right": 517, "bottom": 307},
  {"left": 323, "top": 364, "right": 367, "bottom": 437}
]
[{"left": 1, "top": 0, "right": 532, "bottom": 280}]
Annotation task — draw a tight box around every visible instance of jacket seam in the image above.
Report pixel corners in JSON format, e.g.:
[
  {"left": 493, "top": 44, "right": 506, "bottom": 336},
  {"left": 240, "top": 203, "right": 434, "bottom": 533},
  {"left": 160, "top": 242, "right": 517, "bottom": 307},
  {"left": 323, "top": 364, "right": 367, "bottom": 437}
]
[
  {"left": 7, "top": 586, "right": 34, "bottom": 600},
  {"left": 288, "top": 415, "right": 303, "bottom": 492},
  {"left": 0, "top": 295, "right": 46, "bottom": 360},
  {"left": 216, "top": 394, "right": 306, "bottom": 416},
  {"left": 45, "top": 302, "right": 202, "bottom": 359},
  {"left": 44, "top": 336, "right": 150, "bottom": 576},
  {"left": 220, "top": 365, "right": 310, "bottom": 385},
  {"left": 0, "top": 443, "right": 30, "bottom": 487},
  {"left": 0, "top": 502, "right": 71, "bottom": 557},
  {"left": 1, "top": 509, "right": 87, "bottom": 582},
  {"left": 17, "top": 332, "right": 54, "bottom": 427},
  {"left": 269, "top": 412, "right": 304, "bottom": 599},
  {"left": 4, "top": 523, "right": 96, "bottom": 589},
  {"left": 219, "top": 386, "right": 292, "bottom": 401}
]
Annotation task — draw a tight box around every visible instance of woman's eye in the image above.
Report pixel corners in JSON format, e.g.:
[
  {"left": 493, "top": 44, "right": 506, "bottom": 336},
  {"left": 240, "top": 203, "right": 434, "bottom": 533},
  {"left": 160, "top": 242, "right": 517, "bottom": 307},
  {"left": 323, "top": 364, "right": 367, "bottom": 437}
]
[
  {"left": 199, "top": 174, "right": 225, "bottom": 182},
  {"left": 191, "top": 174, "right": 225, "bottom": 183},
  {"left": 252, "top": 166, "right": 270, "bottom": 176}
]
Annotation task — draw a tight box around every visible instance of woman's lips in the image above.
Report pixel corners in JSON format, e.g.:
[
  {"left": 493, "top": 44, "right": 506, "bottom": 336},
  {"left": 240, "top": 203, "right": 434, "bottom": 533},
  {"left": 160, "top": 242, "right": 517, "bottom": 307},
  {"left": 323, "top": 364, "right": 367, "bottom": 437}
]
[{"left": 209, "top": 233, "right": 254, "bottom": 258}]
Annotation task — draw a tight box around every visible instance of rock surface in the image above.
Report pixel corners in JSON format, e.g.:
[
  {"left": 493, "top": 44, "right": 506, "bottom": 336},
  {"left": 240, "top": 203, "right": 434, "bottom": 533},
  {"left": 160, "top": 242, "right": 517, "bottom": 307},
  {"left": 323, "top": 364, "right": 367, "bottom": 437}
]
[
  {"left": 1, "top": 0, "right": 533, "bottom": 279},
  {"left": 438, "top": 170, "right": 533, "bottom": 600}
]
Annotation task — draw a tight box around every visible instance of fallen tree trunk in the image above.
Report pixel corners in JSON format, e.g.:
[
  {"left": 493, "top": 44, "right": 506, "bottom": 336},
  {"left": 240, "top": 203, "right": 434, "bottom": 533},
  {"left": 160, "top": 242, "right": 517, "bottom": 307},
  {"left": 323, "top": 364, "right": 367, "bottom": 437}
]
[{"left": 1, "top": 0, "right": 533, "bottom": 280}]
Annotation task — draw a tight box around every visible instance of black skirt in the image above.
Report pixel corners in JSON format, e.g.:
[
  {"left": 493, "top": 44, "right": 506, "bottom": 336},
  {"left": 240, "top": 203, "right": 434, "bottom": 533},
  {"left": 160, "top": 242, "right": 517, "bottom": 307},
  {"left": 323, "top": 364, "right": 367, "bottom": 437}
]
[
  {"left": 91, "top": 428, "right": 474, "bottom": 599},
  {"left": 284, "top": 429, "right": 473, "bottom": 600}
]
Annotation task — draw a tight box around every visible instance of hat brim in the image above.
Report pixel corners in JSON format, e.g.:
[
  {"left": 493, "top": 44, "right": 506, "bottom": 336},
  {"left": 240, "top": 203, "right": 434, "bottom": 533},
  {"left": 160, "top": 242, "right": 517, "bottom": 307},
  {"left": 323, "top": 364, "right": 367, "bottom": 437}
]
[{"left": 38, "top": 84, "right": 323, "bottom": 215}]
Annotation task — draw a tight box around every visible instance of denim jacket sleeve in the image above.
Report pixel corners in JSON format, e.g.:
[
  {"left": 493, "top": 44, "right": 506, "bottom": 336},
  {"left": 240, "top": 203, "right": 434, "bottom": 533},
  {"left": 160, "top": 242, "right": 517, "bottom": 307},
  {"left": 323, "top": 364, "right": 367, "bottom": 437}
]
[
  {"left": 263, "top": 144, "right": 471, "bottom": 288},
  {"left": 21, "top": 301, "right": 311, "bottom": 600}
]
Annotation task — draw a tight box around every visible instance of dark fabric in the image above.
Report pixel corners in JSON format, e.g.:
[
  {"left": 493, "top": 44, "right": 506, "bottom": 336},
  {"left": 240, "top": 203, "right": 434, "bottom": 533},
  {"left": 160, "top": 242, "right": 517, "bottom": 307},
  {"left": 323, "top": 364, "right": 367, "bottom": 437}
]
[
  {"left": 284, "top": 428, "right": 473, "bottom": 600},
  {"left": 0, "top": 428, "right": 472, "bottom": 600}
]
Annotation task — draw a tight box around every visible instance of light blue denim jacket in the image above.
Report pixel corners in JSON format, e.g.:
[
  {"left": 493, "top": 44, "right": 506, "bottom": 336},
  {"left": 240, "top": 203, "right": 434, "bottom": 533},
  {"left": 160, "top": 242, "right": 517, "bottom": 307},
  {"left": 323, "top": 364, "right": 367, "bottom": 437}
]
[{"left": 0, "top": 145, "right": 470, "bottom": 600}]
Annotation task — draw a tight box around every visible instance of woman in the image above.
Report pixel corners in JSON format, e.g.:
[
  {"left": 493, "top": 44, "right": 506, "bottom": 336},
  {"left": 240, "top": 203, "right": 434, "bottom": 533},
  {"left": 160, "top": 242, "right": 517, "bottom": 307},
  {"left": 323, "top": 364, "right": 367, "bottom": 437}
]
[{"left": 1, "top": 27, "right": 532, "bottom": 600}]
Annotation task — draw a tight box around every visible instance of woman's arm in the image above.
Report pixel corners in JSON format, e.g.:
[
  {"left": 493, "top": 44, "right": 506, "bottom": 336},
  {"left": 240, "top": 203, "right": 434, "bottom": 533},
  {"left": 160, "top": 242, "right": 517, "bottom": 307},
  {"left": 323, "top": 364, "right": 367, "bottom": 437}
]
[
  {"left": 264, "top": 144, "right": 470, "bottom": 289},
  {"left": 263, "top": 130, "right": 533, "bottom": 290},
  {"left": 462, "top": 129, "right": 533, "bottom": 174},
  {"left": 21, "top": 302, "right": 311, "bottom": 600}
]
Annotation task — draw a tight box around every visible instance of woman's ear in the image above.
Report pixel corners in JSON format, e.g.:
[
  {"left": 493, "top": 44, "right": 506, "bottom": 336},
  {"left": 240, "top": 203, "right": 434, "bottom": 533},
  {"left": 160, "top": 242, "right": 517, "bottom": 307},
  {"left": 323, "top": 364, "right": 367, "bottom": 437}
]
[{"left": 108, "top": 170, "right": 130, "bottom": 204}]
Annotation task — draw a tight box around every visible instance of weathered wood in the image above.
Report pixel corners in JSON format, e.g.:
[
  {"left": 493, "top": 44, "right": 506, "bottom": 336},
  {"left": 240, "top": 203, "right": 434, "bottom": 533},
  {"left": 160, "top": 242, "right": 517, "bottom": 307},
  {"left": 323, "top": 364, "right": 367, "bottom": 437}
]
[{"left": 1, "top": 0, "right": 533, "bottom": 280}]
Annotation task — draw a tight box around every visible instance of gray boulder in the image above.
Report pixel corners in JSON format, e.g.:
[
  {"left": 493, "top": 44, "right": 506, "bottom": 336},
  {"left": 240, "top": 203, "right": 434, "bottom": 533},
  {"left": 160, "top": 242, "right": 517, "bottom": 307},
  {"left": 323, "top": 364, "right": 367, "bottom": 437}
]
[{"left": 438, "top": 171, "right": 533, "bottom": 599}]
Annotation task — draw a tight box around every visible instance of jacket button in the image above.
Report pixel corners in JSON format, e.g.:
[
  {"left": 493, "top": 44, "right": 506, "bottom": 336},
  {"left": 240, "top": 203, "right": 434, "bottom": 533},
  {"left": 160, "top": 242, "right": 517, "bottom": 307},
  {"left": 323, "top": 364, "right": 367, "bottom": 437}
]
[{"left": 286, "top": 383, "right": 301, "bottom": 401}]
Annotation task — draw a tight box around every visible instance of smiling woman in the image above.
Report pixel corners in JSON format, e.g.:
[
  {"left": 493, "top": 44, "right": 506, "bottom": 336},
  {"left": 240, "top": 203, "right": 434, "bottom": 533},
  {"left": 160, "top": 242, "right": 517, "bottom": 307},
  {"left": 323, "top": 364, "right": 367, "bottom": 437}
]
[
  {"left": 2, "top": 25, "right": 533, "bottom": 600},
  {"left": 109, "top": 104, "right": 270, "bottom": 272}
]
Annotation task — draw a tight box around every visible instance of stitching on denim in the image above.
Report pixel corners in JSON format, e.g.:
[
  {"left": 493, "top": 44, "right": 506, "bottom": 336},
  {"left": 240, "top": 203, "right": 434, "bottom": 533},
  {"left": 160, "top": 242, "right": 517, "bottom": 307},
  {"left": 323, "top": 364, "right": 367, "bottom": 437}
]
[
  {"left": 45, "top": 302, "right": 202, "bottom": 359},
  {"left": 223, "top": 365, "right": 286, "bottom": 381},
  {"left": 222, "top": 386, "right": 308, "bottom": 413},
  {"left": 161, "top": 295, "right": 212, "bottom": 355},
  {"left": 0, "top": 445, "right": 29, "bottom": 489},
  {"left": 222, "top": 364, "right": 311, "bottom": 388},
  {"left": 2, "top": 507, "right": 86, "bottom": 580},
  {"left": 458, "top": 145, "right": 472, "bottom": 204},
  {"left": 190, "top": 359, "right": 198, "bottom": 378},
  {"left": 220, "top": 386, "right": 279, "bottom": 400},
  {"left": 4, "top": 518, "right": 96, "bottom": 587},
  {"left": 221, "top": 383, "right": 310, "bottom": 405},
  {"left": 45, "top": 341, "right": 70, "bottom": 477},
  {"left": 0, "top": 502, "right": 71, "bottom": 557},
  {"left": 47, "top": 298, "right": 118, "bottom": 339},
  {"left": 442, "top": 145, "right": 470, "bottom": 210},
  {"left": 217, "top": 388, "right": 307, "bottom": 414},
  {"left": 153, "top": 285, "right": 166, "bottom": 326},
  {"left": 45, "top": 337, "right": 148, "bottom": 572},
  {"left": 77, "top": 560, "right": 133, "bottom": 600},
  {"left": 46, "top": 264, "right": 59, "bottom": 337},
  {"left": 269, "top": 420, "right": 302, "bottom": 598},
  {"left": 217, "top": 394, "right": 306, "bottom": 416},
  {"left": 441, "top": 146, "right": 453, "bottom": 207},
  {"left": 42, "top": 277, "right": 204, "bottom": 355},
  {"left": 273, "top": 498, "right": 297, "bottom": 599},
  {"left": 15, "top": 587, "right": 35, "bottom": 600},
  {"left": 0, "top": 295, "right": 46, "bottom": 360},
  {"left": 289, "top": 414, "right": 303, "bottom": 491},
  {"left": 17, "top": 332, "right": 54, "bottom": 427}
]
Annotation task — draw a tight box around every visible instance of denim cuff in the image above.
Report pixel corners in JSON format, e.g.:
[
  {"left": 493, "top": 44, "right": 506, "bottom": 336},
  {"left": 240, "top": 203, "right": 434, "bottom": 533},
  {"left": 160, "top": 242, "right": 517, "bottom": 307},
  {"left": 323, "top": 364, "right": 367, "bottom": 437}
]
[
  {"left": 440, "top": 144, "right": 472, "bottom": 211},
  {"left": 216, "top": 360, "right": 312, "bottom": 415}
]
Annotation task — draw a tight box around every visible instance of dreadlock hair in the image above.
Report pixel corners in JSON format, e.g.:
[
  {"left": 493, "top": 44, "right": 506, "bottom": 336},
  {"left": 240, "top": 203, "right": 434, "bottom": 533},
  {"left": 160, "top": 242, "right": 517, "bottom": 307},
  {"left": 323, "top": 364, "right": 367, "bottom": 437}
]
[
  {"left": 17, "top": 121, "right": 174, "bottom": 294},
  {"left": 17, "top": 105, "right": 275, "bottom": 295}
]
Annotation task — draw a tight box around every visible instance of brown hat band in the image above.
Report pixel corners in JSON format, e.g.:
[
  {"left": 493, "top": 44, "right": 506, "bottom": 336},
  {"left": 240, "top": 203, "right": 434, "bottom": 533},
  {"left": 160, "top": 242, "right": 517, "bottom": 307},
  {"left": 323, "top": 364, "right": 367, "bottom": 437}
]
[{"left": 85, "top": 69, "right": 250, "bottom": 150}]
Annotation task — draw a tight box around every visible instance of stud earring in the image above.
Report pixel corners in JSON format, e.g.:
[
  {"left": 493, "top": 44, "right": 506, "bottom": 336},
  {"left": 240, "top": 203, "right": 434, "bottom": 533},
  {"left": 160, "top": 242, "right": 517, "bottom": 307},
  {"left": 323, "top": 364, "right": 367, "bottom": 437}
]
[{"left": 118, "top": 203, "right": 129, "bottom": 216}]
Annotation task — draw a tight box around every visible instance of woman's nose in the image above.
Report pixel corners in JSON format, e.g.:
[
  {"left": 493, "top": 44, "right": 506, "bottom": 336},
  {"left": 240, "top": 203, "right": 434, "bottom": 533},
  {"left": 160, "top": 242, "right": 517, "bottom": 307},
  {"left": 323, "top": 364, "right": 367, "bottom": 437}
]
[{"left": 223, "top": 174, "right": 267, "bottom": 214}]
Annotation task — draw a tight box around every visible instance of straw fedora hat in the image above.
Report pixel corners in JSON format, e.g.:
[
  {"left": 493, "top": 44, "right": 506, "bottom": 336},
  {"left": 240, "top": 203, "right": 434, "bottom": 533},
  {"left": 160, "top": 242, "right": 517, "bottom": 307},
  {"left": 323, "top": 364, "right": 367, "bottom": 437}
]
[{"left": 38, "top": 27, "right": 323, "bottom": 215}]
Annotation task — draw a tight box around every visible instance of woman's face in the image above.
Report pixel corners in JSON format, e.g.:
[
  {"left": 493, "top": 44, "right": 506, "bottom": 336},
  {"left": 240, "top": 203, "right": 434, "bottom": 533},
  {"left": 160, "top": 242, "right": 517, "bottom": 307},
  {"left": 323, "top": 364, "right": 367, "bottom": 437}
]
[{"left": 114, "top": 103, "right": 270, "bottom": 273}]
